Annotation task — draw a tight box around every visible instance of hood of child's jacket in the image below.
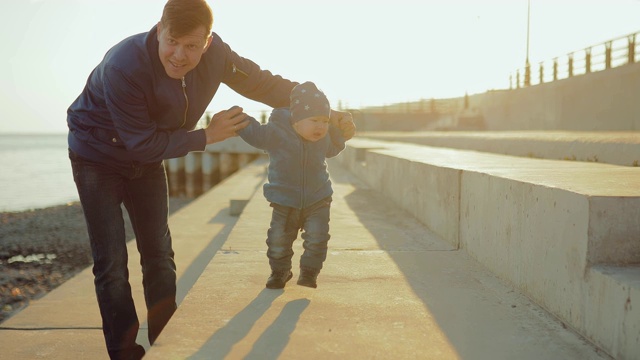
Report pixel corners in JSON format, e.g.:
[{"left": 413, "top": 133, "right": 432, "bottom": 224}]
[{"left": 268, "top": 108, "right": 292, "bottom": 126}]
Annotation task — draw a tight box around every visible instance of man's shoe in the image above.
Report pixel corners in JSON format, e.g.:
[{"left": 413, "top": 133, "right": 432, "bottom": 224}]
[
  {"left": 266, "top": 270, "right": 293, "bottom": 289},
  {"left": 296, "top": 268, "right": 319, "bottom": 288}
]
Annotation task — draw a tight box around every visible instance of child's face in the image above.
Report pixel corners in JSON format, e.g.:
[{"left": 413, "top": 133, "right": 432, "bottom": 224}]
[{"left": 293, "top": 116, "right": 330, "bottom": 142}]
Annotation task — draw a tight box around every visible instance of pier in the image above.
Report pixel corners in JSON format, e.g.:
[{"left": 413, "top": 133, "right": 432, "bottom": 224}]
[{"left": 1, "top": 31, "right": 640, "bottom": 360}]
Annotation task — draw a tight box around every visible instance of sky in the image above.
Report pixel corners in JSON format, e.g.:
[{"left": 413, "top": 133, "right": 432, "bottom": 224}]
[{"left": 2, "top": 0, "right": 640, "bottom": 134}]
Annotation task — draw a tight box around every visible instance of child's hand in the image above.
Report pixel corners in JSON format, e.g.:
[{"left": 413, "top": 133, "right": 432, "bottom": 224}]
[
  {"left": 329, "top": 113, "right": 341, "bottom": 127},
  {"left": 341, "top": 121, "right": 355, "bottom": 140},
  {"left": 339, "top": 116, "right": 355, "bottom": 141},
  {"left": 330, "top": 110, "right": 356, "bottom": 140},
  {"left": 329, "top": 110, "right": 349, "bottom": 127}
]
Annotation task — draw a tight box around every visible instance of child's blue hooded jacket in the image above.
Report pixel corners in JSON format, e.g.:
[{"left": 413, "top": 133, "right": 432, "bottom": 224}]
[{"left": 238, "top": 108, "right": 346, "bottom": 209}]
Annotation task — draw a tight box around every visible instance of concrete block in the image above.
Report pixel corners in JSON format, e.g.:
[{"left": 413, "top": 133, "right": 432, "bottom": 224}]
[
  {"left": 364, "top": 150, "right": 461, "bottom": 248},
  {"left": 229, "top": 199, "right": 249, "bottom": 216},
  {"left": 585, "top": 265, "right": 640, "bottom": 360},
  {"left": 359, "top": 131, "right": 640, "bottom": 167},
  {"left": 339, "top": 138, "right": 640, "bottom": 360},
  {"left": 338, "top": 140, "right": 461, "bottom": 247},
  {"left": 460, "top": 172, "right": 590, "bottom": 326},
  {"left": 587, "top": 197, "right": 640, "bottom": 265}
]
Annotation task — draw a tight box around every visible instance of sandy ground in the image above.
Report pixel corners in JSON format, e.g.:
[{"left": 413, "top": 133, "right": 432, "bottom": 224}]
[{"left": 0, "top": 197, "right": 193, "bottom": 324}]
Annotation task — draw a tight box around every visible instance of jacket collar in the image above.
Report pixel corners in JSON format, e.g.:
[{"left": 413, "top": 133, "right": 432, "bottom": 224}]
[{"left": 145, "top": 24, "right": 170, "bottom": 80}]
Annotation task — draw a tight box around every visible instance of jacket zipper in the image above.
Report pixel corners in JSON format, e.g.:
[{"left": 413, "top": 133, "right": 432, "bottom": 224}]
[
  {"left": 232, "top": 63, "right": 249, "bottom": 77},
  {"left": 181, "top": 77, "right": 188, "bottom": 128},
  {"left": 301, "top": 141, "right": 307, "bottom": 208}
]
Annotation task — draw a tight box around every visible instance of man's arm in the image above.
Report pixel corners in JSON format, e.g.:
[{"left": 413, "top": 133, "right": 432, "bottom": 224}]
[{"left": 219, "top": 38, "right": 297, "bottom": 109}]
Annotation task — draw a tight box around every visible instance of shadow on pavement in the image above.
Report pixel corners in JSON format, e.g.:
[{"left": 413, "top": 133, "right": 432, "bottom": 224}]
[{"left": 187, "top": 289, "right": 287, "bottom": 360}]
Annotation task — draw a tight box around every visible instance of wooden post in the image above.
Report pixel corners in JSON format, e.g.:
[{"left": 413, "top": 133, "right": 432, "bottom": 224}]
[
  {"left": 184, "top": 152, "right": 202, "bottom": 198},
  {"left": 628, "top": 34, "right": 636, "bottom": 64},
  {"left": 202, "top": 151, "right": 219, "bottom": 193},
  {"left": 568, "top": 53, "right": 574, "bottom": 77},
  {"left": 165, "top": 157, "right": 185, "bottom": 197}
]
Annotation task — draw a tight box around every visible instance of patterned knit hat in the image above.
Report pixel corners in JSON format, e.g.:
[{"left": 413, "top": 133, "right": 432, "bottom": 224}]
[{"left": 290, "top": 81, "right": 331, "bottom": 123}]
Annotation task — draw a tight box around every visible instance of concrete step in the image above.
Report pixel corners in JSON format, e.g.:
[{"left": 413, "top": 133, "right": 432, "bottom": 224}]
[
  {"left": 586, "top": 265, "right": 640, "bottom": 360},
  {"left": 338, "top": 138, "right": 640, "bottom": 360},
  {"left": 359, "top": 131, "right": 640, "bottom": 167}
]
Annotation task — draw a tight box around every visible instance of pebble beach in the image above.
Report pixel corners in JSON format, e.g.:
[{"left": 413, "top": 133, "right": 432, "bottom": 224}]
[{"left": 0, "top": 197, "right": 192, "bottom": 324}]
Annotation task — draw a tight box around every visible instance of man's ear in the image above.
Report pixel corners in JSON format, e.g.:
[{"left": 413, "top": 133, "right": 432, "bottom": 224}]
[
  {"left": 203, "top": 35, "right": 213, "bottom": 53},
  {"left": 156, "top": 21, "right": 163, "bottom": 41}
]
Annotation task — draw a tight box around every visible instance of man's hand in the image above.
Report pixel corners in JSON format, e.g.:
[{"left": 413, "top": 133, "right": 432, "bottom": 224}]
[
  {"left": 330, "top": 109, "right": 356, "bottom": 140},
  {"left": 204, "top": 106, "right": 250, "bottom": 144}
]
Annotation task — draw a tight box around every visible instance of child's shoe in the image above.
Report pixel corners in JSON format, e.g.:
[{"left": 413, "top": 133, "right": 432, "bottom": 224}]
[
  {"left": 297, "top": 267, "right": 319, "bottom": 288},
  {"left": 266, "top": 270, "right": 293, "bottom": 289}
]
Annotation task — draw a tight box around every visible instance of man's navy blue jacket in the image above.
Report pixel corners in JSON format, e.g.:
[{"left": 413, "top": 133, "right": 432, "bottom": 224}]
[{"left": 67, "top": 25, "right": 297, "bottom": 166}]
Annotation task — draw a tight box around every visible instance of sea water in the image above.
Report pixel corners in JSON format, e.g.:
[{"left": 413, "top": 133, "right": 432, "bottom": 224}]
[{"left": 0, "top": 133, "right": 79, "bottom": 212}]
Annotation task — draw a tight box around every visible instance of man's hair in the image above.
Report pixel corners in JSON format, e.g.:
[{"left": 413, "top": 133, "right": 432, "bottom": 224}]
[{"left": 161, "top": 0, "right": 213, "bottom": 38}]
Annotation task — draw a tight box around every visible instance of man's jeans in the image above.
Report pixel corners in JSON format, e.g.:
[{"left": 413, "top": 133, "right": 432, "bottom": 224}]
[
  {"left": 266, "top": 197, "right": 332, "bottom": 272},
  {"left": 69, "top": 150, "right": 177, "bottom": 358}
]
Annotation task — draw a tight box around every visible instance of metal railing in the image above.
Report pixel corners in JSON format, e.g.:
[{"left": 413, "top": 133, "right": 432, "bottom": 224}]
[
  {"left": 512, "top": 30, "right": 640, "bottom": 88},
  {"left": 196, "top": 30, "right": 640, "bottom": 117}
]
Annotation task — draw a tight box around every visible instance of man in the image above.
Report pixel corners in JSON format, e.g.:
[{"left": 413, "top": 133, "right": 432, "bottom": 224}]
[{"left": 67, "top": 0, "right": 355, "bottom": 359}]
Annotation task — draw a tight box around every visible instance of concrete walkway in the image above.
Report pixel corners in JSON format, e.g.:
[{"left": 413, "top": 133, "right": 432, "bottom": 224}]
[
  {"left": 145, "top": 158, "right": 609, "bottom": 359},
  {"left": 0, "top": 157, "right": 610, "bottom": 359}
]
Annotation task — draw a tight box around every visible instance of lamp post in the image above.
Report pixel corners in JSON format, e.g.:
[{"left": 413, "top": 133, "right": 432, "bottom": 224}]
[{"left": 524, "top": 0, "right": 531, "bottom": 86}]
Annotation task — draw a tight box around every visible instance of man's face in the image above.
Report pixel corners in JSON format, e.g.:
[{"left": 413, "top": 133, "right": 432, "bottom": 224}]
[
  {"left": 293, "top": 116, "right": 330, "bottom": 142},
  {"left": 157, "top": 22, "right": 212, "bottom": 79}
]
